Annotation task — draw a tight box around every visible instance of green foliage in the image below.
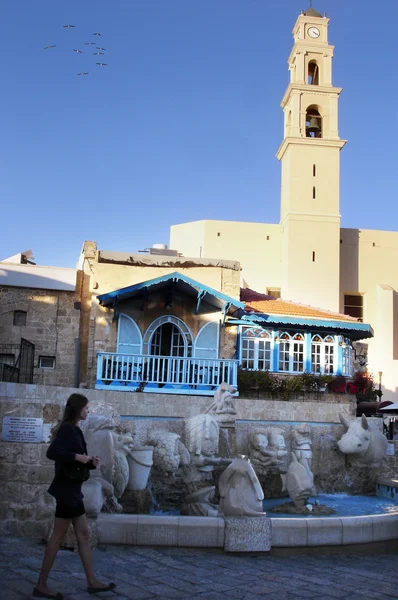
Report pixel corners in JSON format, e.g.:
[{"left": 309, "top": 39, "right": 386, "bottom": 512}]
[{"left": 237, "top": 369, "right": 333, "bottom": 399}]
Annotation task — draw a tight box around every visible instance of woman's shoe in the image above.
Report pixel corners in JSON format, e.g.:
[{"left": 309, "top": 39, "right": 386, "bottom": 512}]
[
  {"left": 87, "top": 582, "right": 116, "bottom": 594},
  {"left": 32, "top": 589, "right": 63, "bottom": 600}
]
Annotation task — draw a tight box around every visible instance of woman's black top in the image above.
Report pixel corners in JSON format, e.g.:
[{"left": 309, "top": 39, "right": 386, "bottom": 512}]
[{"left": 47, "top": 422, "right": 95, "bottom": 507}]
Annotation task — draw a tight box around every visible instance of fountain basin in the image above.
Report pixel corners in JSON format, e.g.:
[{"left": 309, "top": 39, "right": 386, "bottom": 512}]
[{"left": 97, "top": 510, "right": 398, "bottom": 549}]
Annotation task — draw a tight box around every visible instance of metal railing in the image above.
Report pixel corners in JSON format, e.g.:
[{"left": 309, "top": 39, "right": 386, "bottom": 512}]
[{"left": 96, "top": 352, "right": 238, "bottom": 392}]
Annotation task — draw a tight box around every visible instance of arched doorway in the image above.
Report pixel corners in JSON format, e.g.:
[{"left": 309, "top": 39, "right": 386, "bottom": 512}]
[{"left": 151, "top": 322, "right": 186, "bottom": 357}]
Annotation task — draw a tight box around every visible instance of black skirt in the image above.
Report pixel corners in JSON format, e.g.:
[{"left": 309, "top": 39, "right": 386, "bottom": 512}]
[{"left": 55, "top": 501, "right": 85, "bottom": 520}]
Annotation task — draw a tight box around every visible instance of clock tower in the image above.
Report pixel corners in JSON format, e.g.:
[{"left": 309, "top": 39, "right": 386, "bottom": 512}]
[{"left": 276, "top": 5, "right": 346, "bottom": 312}]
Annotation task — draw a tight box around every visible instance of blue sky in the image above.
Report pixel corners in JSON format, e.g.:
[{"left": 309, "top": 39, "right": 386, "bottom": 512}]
[{"left": 1, "top": 0, "right": 397, "bottom": 267}]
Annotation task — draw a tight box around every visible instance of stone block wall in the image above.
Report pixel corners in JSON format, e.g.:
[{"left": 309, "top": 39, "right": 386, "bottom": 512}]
[{"left": 0, "top": 284, "right": 81, "bottom": 387}]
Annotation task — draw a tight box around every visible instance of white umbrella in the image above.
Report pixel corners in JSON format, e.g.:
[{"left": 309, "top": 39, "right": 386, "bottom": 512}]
[{"left": 379, "top": 403, "right": 398, "bottom": 411}]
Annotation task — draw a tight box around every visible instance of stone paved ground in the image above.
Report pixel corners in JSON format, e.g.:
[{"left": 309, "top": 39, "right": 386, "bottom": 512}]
[{"left": 0, "top": 537, "right": 398, "bottom": 600}]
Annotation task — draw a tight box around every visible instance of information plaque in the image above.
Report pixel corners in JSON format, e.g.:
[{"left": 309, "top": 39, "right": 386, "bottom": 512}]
[{"left": 1, "top": 416, "right": 44, "bottom": 443}]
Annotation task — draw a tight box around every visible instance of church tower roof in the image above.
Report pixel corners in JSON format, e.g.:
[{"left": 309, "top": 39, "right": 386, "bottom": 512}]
[{"left": 303, "top": 5, "right": 322, "bottom": 18}]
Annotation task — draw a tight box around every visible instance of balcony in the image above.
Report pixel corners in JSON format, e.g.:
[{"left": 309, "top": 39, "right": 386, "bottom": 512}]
[{"left": 96, "top": 353, "right": 239, "bottom": 395}]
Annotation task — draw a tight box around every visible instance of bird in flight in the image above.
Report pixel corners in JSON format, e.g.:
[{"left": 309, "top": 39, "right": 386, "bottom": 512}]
[
  {"left": 85, "top": 42, "right": 95, "bottom": 45},
  {"left": 73, "top": 49, "right": 83, "bottom": 53},
  {"left": 93, "top": 32, "right": 103, "bottom": 37},
  {"left": 63, "top": 24, "right": 75, "bottom": 28},
  {"left": 96, "top": 47, "right": 106, "bottom": 51},
  {"left": 44, "top": 45, "right": 56, "bottom": 49},
  {"left": 77, "top": 72, "right": 89, "bottom": 76},
  {"left": 94, "top": 52, "right": 104, "bottom": 55},
  {"left": 96, "top": 62, "right": 108, "bottom": 66}
]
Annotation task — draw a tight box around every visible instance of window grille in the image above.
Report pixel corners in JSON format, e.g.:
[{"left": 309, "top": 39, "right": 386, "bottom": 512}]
[
  {"left": 241, "top": 327, "right": 272, "bottom": 371},
  {"left": 344, "top": 294, "right": 363, "bottom": 321}
]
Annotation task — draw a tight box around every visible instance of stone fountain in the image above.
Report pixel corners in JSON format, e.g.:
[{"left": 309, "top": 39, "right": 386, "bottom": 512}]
[{"left": 79, "top": 385, "right": 398, "bottom": 552}]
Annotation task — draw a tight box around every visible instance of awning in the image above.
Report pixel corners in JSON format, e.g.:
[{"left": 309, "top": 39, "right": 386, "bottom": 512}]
[
  {"left": 228, "top": 312, "right": 374, "bottom": 340},
  {"left": 97, "top": 271, "right": 244, "bottom": 315}
]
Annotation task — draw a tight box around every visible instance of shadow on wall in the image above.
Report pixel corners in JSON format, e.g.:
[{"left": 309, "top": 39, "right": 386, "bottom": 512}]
[{"left": 339, "top": 229, "right": 360, "bottom": 312}]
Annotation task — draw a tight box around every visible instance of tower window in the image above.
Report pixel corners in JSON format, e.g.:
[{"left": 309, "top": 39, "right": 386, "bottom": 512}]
[
  {"left": 344, "top": 294, "right": 363, "bottom": 321},
  {"left": 306, "top": 106, "right": 322, "bottom": 138},
  {"left": 313, "top": 186, "right": 316, "bottom": 199},
  {"left": 217, "top": 232, "right": 221, "bottom": 237},
  {"left": 312, "top": 251, "right": 316, "bottom": 262},
  {"left": 313, "top": 164, "right": 316, "bottom": 177},
  {"left": 308, "top": 61, "right": 319, "bottom": 85}
]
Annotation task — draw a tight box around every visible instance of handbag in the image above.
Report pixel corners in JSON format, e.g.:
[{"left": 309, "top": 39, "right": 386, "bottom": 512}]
[{"left": 63, "top": 461, "right": 90, "bottom": 482}]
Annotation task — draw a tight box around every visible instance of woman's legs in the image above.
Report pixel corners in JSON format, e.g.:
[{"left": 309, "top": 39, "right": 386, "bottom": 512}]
[
  {"left": 36, "top": 517, "right": 71, "bottom": 593},
  {"left": 72, "top": 514, "right": 109, "bottom": 589}
]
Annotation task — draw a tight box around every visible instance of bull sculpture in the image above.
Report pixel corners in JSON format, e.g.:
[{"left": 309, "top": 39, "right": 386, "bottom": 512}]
[{"left": 337, "top": 413, "right": 388, "bottom": 466}]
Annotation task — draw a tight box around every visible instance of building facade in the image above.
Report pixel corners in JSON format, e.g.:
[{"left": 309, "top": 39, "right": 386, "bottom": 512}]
[{"left": 170, "top": 7, "right": 398, "bottom": 401}]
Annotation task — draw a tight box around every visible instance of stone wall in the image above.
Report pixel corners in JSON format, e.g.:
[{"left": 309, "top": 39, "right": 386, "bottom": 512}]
[
  {"left": 1, "top": 382, "right": 395, "bottom": 540},
  {"left": 0, "top": 283, "right": 81, "bottom": 387}
]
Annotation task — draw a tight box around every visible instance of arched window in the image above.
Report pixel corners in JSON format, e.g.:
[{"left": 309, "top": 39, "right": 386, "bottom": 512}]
[
  {"left": 311, "top": 334, "right": 336, "bottom": 374},
  {"left": 308, "top": 60, "right": 319, "bottom": 85},
  {"left": 194, "top": 321, "right": 219, "bottom": 359},
  {"left": 143, "top": 315, "right": 193, "bottom": 357},
  {"left": 306, "top": 105, "right": 322, "bottom": 138},
  {"left": 117, "top": 314, "right": 142, "bottom": 355},
  {"left": 241, "top": 327, "right": 272, "bottom": 371},
  {"left": 278, "top": 332, "right": 305, "bottom": 372}
]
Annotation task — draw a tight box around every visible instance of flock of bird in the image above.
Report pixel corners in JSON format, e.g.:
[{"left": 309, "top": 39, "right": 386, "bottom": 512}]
[{"left": 44, "top": 25, "right": 108, "bottom": 75}]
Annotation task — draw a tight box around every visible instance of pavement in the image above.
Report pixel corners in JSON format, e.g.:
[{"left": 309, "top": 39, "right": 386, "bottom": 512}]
[{"left": 1, "top": 537, "right": 398, "bottom": 600}]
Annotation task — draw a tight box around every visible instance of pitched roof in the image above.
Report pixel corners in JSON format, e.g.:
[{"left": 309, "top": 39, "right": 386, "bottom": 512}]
[
  {"left": 97, "top": 272, "right": 245, "bottom": 311},
  {"left": 240, "top": 288, "right": 358, "bottom": 323}
]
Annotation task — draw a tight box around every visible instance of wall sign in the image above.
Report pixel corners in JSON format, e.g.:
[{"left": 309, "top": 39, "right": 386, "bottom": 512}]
[
  {"left": 1, "top": 416, "right": 43, "bottom": 443},
  {"left": 386, "top": 442, "right": 395, "bottom": 456}
]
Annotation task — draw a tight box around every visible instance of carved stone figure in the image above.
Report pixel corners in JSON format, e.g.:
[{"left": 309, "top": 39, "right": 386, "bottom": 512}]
[
  {"left": 147, "top": 430, "right": 190, "bottom": 474},
  {"left": 218, "top": 455, "right": 265, "bottom": 517},
  {"left": 292, "top": 424, "right": 313, "bottom": 469},
  {"left": 265, "top": 428, "right": 289, "bottom": 473},
  {"left": 285, "top": 453, "right": 316, "bottom": 508},
  {"left": 83, "top": 413, "right": 140, "bottom": 514},
  {"left": 185, "top": 414, "right": 220, "bottom": 472},
  {"left": 338, "top": 413, "right": 388, "bottom": 465},
  {"left": 181, "top": 486, "right": 218, "bottom": 517},
  {"left": 207, "top": 383, "right": 237, "bottom": 426},
  {"left": 249, "top": 431, "right": 274, "bottom": 476}
]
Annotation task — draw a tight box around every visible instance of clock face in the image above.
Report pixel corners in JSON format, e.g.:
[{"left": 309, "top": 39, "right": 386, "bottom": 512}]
[{"left": 308, "top": 26, "right": 320, "bottom": 38}]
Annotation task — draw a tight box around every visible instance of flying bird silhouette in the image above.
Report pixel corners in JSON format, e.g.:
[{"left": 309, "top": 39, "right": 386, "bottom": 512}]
[
  {"left": 44, "top": 45, "right": 56, "bottom": 49},
  {"left": 73, "top": 49, "right": 83, "bottom": 53},
  {"left": 96, "top": 62, "right": 108, "bottom": 66},
  {"left": 96, "top": 47, "right": 106, "bottom": 51},
  {"left": 94, "top": 52, "right": 104, "bottom": 55},
  {"left": 92, "top": 32, "right": 103, "bottom": 36},
  {"left": 85, "top": 42, "right": 95, "bottom": 45},
  {"left": 77, "top": 72, "right": 89, "bottom": 76},
  {"left": 63, "top": 24, "right": 75, "bottom": 28}
]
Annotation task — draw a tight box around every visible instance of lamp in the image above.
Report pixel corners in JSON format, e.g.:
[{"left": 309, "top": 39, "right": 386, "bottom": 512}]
[{"left": 378, "top": 371, "right": 383, "bottom": 393}]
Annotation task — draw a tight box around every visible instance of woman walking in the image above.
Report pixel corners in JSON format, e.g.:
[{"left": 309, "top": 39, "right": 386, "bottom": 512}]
[{"left": 34, "top": 393, "right": 116, "bottom": 599}]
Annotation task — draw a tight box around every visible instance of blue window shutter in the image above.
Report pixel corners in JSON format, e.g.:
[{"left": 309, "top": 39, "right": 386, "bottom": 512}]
[
  {"left": 117, "top": 314, "right": 142, "bottom": 354},
  {"left": 194, "top": 321, "right": 219, "bottom": 359}
]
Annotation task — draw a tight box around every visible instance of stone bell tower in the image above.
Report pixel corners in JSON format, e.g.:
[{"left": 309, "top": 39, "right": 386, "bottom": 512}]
[{"left": 276, "top": 5, "right": 346, "bottom": 312}]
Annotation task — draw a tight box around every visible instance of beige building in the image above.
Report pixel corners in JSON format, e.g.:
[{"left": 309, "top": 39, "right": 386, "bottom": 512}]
[{"left": 170, "top": 7, "right": 398, "bottom": 400}]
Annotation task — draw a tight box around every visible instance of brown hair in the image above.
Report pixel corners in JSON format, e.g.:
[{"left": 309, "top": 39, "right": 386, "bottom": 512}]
[{"left": 51, "top": 393, "right": 88, "bottom": 439}]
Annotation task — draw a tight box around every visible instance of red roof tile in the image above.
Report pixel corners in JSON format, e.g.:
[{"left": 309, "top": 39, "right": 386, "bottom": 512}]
[{"left": 240, "top": 288, "right": 359, "bottom": 323}]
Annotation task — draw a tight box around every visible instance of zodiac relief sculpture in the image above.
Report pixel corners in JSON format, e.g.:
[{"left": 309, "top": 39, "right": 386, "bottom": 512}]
[
  {"left": 185, "top": 413, "right": 220, "bottom": 472},
  {"left": 338, "top": 413, "right": 388, "bottom": 466},
  {"left": 218, "top": 455, "right": 265, "bottom": 517},
  {"left": 83, "top": 414, "right": 154, "bottom": 515},
  {"left": 207, "top": 383, "right": 238, "bottom": 426},
  {"left": 181, "top": 486, "right": 219, "bottom": 517},
  {"left": 283, "top": 424, "right": 316, "bottom": 508},
  {"left": 249, "top": 428, "right": 288, "bottom": 477},
  {"left": 147, "top": 430, "right": 190, "bottom": 474}
]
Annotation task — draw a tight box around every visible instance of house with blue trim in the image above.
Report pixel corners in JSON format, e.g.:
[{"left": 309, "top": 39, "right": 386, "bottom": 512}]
[{"left": 77, "top": 242, "right": 372, "bottom": 396}]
